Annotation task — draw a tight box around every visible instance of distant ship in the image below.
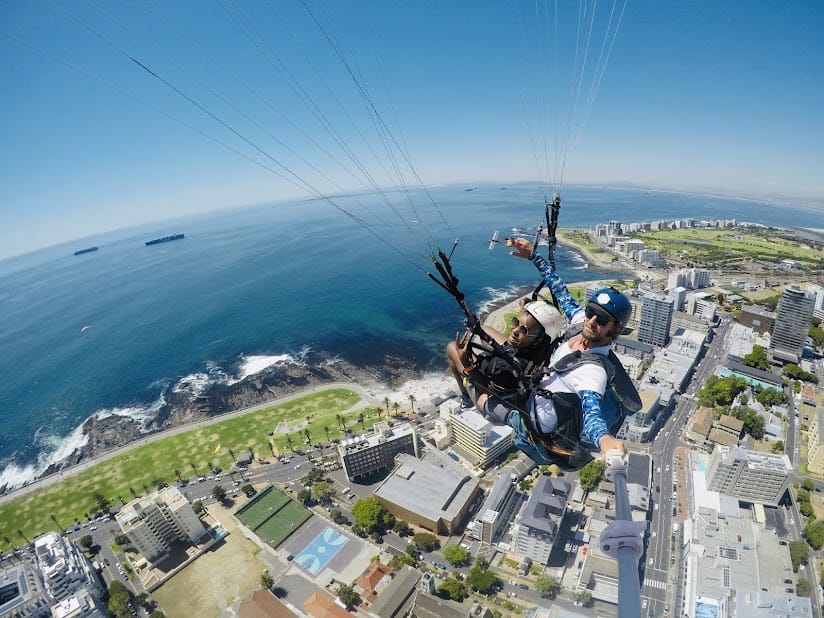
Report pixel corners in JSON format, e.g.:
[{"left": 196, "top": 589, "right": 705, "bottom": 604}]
[
  {"left": 145, "top": 233, "right": 185, "bottom": 246},
  {"left": 73, "top": 246, "right": 98, "bottom": 256}
]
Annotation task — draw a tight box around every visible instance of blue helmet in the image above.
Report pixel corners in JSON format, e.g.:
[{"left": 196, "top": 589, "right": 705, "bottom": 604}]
[{"left": 589, "top": 287, "right": 632, "bottom": 328}]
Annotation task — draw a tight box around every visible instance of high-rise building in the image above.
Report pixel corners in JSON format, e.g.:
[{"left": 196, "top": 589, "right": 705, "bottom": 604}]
[
  {"left": 34, "top": 533, "right": 103, "bottom": 604},
  {"left": 116, "top": 485, "right": 208, "bottom": 565},
  {"left": 770, "top": 286, "right": 815, "bottom": 364},
  {"left": 638, "top": 295, "right": 673, "bottom": 347},
  {"left": 807, "top": 283, "right": 824, "bottom": 321},
  {"left": 705, "top": 446, "right": 791, "bottom": 506},
  {"left": 449, "top": 409, "right": 513, "bottom": 468}
]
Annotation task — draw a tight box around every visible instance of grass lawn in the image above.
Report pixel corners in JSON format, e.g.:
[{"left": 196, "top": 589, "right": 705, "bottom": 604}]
[
  {"left": 0, "top": 387, "right": 373, "bottom": 547},
  {"left": 630, "top": 228, "right": 824, "bottom": 269}
]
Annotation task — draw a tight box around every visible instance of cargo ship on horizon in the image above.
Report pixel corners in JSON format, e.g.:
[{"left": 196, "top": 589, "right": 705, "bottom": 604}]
[
  {"left": 145, "top": 233, "right": 185, "bottom": 246},
  {"left": 73, "top": 246, "right": 99, "bottom": 256}
]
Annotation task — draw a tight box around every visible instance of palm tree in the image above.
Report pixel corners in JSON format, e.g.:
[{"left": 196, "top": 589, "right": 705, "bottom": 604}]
[
  {"left": 408, "top": 394, "right": 416, "bottom": 412},
  {"left": 304, "top": 428, "right": 311, "bottom": 444},
  {"left": 335, "top": 414, "right": 345, "bottom": 430},
  {"left": 383, "top": 396, "right": 390, "bottom": 415},
  {"left": 190, "top": 462, "right": 198, "bottom": 476},
  {"left": 358, "top": 415, "right": 366, "bottom": 430},
  {"left": 286, "top": 434, "right": 294, "bottom": 452},
  {"left": 16, "top": 530, "right": 28, "bottom": 546},
  {"left": 174, "top": 469, "right": 182, "bottom": 482},
  {"left": 392, "top": 401, "right": 400, "bottom": 416},
  {"left": 50, "top": 514, "right": 61, "bottom": 530},
  {"left": 323, "top": 425, "right": 331, "bottom": 442}
]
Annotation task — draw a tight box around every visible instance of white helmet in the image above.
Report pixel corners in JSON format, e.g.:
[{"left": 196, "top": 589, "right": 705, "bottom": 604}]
[{"left": 524, "top": 301, "right": 565, "bottom": 342}]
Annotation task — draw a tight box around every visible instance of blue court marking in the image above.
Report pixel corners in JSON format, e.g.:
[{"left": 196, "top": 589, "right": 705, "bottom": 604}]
[{"left": 294, "top": 527, "right": 349, "bottom": 575}]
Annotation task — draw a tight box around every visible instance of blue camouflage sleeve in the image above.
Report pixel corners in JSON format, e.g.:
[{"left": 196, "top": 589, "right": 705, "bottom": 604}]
[
  {"left": 580, "top": 390, "right": 609, "bottom": 446},
  {"left": 529, "top": 253, "right": 582, "bottom": 321}
]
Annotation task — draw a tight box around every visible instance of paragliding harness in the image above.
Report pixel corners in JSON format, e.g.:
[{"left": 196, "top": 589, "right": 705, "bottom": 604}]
[
  {"left": 429, "top": 195, "right": 639, "bottom": 470},
  {"left": 521, "top": 331, "right": 643, "bottom": 470}
]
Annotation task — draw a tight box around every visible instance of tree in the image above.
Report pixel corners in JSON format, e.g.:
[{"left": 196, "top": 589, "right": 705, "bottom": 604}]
[
  {"left": 771, "top": 440, "right": 785, "bottom": 454},
  {"left": 802, "top": 478, "right": 815, "bottom": 492},
  {"left": 578, "top": 460, "right": 605, "bottom": 491},
  {"left": 796, "top": 578, "right": 812, "bottom": 597},
  {"left": 241, "top": 484, "right": 256, "bottom": 497},
  {"left": 438, "top": 579, "right": 468, "bottom": 601},
  {"left": 465, "top": 561, "right": 497, "bottom": 593},
  {"left": 574, "top": 590, "right": 592, "bottom": 606},
  {"left": 810, "top": 324, "right": 824, "bottom": 348},
  {"left": 261, "top": 570, "right": 274, "bottom": 589},
  {"left": 311, "top": 481, "right": 334, "bottom": 503},
  {"left": 79, "top": 535, "right": 93, "bottom": 550},
  {"left": 698, "top": 375, "right": 747, "bottom": 407},
  {"left": 149, "top": 612, "right": 166, "bottom": 618},
  {"left": 286, "top": 434, "right": 294, "bottom": 452},
  {"left": 412, "top": 532, "right": 440, "bottom": 552},
  {"left": 93, "top": 491, "right": 111, "bottom": 513},
  {"left": 358, "top": 414, "right": 365, "bottom": 430},
  {"left": 405, "top": 543, "right": 419, "bottom": 560},
  {"left": 114, "top": 533, "right": 130, "bottom": 546},
  {"left": 107, "top": 581, "right": 131, "bottom": 618},
  {"left": 297, "top": 489, "right": 312, "bottom": 504},
  {"left": 323, "top": 425, "right": 331, "bottom": 442},
  {"left": 336, "top": 583, "right": 361, "bottom": 610},
  {"left": 352, "top": 497, "right": 392, "bottom": 533},
  {"left": 789, "top": 540, "right": 809, "bottom": 571},
  {"left": 803, "top": 519, "right": 824, "bottom": 550},
  {"left": 383, "top": 396, "right": 390, "bottom": 415},
  {"left": 742, "top": 344, "right": 768, "bottom": 370},
  {"left": 211, "top": 485, "right": 227, "bottom": 503},
  {"left": 192, "top": 500, "right": 204, "bottom": 514},
  {"left": 443, "top": 544, "right": 469, "bottom": 566},
  {"left": 393, "top": 519, "right": 412, "bottom": 537},
  {"left": 408, "top": 394, "right": 416, "bottom": 411},
  {"left": 535, "top": 574, "right": 559, "bottom": 597}
]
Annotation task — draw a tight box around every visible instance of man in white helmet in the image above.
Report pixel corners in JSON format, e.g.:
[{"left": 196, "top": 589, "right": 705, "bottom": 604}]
[{"left": 446, "top": 298, "right": 565, "bottom": 410}]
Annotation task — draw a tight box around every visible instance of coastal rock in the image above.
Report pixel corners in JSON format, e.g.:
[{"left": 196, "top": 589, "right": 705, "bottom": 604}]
[{"left": 72, "top": 351, "right": 419, "bottom": 465}]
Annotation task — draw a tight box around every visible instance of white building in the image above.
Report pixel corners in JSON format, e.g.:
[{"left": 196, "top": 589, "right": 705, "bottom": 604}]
[
  {"left": 116, "top": 485, "right": 208, "bottom": 565},
  {"left": 705, "top": 446, "right": 791, "bottom": 506},
  {"left": 449, "top": 408, "right": 513, "bottom": 469},
  {"left": 770, "top": 286, "right": 815, "bottom": 364},
  {"left": 34, "top": 533, "right": 103, "bottom": 604}
]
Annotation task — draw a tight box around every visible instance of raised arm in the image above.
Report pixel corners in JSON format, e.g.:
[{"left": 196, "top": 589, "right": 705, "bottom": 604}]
[{"left": 509, "top": 238, "right": 581, "bottom": 321}]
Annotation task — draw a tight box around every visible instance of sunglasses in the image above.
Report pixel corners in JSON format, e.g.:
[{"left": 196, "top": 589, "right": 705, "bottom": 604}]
[
  {"left": 584, "top": 304, "right": 613, "bottom": 326},
  {"left": 511, "top": 316, "right": 541, "bottom": 338}
]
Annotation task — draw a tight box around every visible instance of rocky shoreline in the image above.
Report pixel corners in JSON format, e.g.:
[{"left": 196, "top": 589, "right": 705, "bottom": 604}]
[
  {"left": 42, "top": 231, "right": 641, "bottom": 481},
  {"left": 47, "top": 350, "right": 422, "bottom": 477}
]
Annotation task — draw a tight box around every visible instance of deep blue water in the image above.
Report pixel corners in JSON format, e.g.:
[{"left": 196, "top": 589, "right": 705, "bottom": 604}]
[{"left": 0, "top": 184, "right": 819, "bottom": 486}]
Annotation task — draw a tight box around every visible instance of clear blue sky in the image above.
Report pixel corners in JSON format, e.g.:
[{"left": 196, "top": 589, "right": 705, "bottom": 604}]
[{"left": 1, "top": 1, "right": 822, "bottom": 260}]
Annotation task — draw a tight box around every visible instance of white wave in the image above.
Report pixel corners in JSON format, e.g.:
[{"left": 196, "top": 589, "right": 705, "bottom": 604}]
[
  {"left": 232, "top": 353, "right": 302, "bottom": 383},
  {"left": 93, "top": 395, "right": 165, "bottom": 425},
  {"left": 172, "top": 372, "right": 212, "bottom": 397},
  {"left": 476, "top": 284, "right": 525, "bottom": 315},
  {"left": 0, "top": 424, "right": 89, "bottom": 491}
]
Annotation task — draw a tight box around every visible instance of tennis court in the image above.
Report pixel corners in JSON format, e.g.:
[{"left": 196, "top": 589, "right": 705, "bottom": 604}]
[{"left": 235, "top": 486, "right": 310, "bottom": 547}]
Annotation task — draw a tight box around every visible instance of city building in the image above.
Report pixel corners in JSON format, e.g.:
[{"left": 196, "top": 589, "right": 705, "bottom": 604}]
[
  {"left": 510, "top": 477, "right": 570, "bottom": 565},
  {"left": 638, "top": 295, "right": 673, "bottom": 347},
  {"left": 770, "top": 286, "right": 815, "bottom": 364},
  {"left": 467, "top": 472, "right": 521, "bottom": 544},
  {"left": 115, "top": 485, "right": 208, "bottom": 565},
  {"left": 705, "top": 446, "right": 791, "bottom": 506},
  {"left": 806, "top": 408, "right": 824, "bottom": 476},
  {"left": 448, "top": 408, "right": 513, "bottom": 469},
  {"left": 685, "top": 292, "right": 717, "bottom": 322},
  {"left": 738, "top": 305, "right": 775, "bottom": 335},
  {"left": 0, "top": 562, "right": 48, "bottom": 617},
  {"left": 373, "top": 450, "right": 482, "bottom": 535},
  {"left": 707, "top": 414, "right": 744, "bottom": 447},
  {"left": 33, "top": 533, "right": 103, "bottom": 604},
  {"left": 807, "top": 283, "right": 824, "bottom": 321},
  {"left": 339, "top": 421, "right": 419, "bottom": 480},
  {"left": 50, "top": 589, "right": 107, "bottom": 618}
]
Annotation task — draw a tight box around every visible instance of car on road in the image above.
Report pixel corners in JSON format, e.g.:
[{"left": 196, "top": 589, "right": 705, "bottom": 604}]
[{"left": 294, "top": 464, "right": 301, "bottom": 469}]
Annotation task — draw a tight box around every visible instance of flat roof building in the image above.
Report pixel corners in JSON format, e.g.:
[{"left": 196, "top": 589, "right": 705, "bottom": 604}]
[
  {"left": 468, "top": 472, "right": 521, "bottom": 545},
  {"left": 339, "top": 421, "right": 419, "bottom": 481},
  {"left": 33, "top": 533, "right": 103, "bottom": 604},
  {"left": 705, "top": 446, "right": 791, "bottom": 506},
  {"left": 116, "top": 485, "right": 208, "bottom": 565},
  {"left": 449, "top": 408, "right": 513, "bottom": 469},
  {"left": 373, "top": 450, "right": 481, "bottom": 536}
]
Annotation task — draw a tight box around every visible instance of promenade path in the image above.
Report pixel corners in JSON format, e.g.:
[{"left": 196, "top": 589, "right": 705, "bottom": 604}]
[{"left": 0, "top": 381, "right": 375, "bottom": 507}]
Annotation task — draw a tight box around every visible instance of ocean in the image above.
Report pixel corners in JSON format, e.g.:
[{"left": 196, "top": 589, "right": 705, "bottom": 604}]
[{"left": 0, "top": 184, "right": 818, "bottom": 489}]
